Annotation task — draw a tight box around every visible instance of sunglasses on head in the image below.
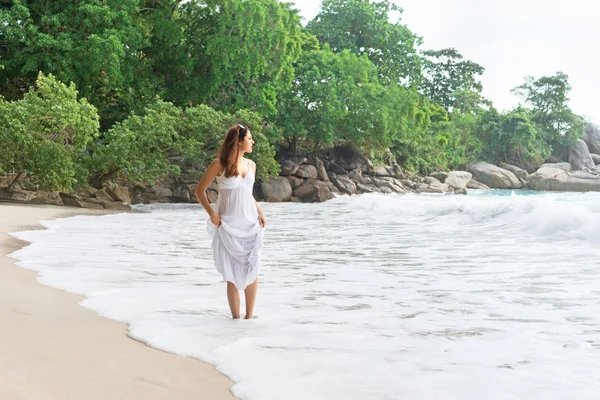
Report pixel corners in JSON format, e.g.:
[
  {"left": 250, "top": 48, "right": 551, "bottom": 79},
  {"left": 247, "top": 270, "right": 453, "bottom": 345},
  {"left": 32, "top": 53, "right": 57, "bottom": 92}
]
[{"left": 238, "top": 124, "right": 246, "bottom": 135}]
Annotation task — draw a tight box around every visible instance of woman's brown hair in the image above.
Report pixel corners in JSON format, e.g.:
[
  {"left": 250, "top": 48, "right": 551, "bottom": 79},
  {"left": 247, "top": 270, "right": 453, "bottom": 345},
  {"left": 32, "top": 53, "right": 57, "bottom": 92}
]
[{"left": 217, "top": 124, "right": 249, "bottom": 178}]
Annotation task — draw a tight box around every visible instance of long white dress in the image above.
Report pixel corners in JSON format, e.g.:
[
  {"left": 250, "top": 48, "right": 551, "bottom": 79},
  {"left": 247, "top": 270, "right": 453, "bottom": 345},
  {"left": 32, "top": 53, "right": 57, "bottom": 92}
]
[{"left": 207, "top": 159, "right": 264, "bottom": 290}]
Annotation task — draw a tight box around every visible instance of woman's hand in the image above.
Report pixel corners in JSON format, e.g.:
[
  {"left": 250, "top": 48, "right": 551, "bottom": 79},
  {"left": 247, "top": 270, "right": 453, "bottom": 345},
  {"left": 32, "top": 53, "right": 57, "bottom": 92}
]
[
  {"left": 258, "top": 213, "right": 267, "bottom": 228},
  {"left": 210, "top": 213, "right": 222, "bottom": 226}
]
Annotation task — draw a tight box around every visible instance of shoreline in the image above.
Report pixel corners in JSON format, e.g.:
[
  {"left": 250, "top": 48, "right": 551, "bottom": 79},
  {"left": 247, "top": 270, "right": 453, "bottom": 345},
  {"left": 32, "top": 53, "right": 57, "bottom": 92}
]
[{"left": 0, "top": 203, "right": 235, "bottom": 400}]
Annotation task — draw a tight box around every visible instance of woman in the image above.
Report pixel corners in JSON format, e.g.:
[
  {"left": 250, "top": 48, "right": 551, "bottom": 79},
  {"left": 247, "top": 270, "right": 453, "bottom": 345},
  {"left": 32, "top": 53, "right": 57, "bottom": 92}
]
[{"left": 195, "top": 124, "right": 267, "bottom": 319}]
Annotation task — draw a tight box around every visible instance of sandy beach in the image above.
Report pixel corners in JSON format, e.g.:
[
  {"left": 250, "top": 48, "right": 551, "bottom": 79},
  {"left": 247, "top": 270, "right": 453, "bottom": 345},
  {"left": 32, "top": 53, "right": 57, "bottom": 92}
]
[{"left": 0, "top": 203, "right": 235, "bottom": 400}]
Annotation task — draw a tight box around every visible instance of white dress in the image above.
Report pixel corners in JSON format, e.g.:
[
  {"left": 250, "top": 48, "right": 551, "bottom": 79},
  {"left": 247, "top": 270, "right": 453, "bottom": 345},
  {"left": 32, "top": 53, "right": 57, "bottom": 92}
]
[{"left": 207, "top": 159, "right": 264, "bottom": 290}]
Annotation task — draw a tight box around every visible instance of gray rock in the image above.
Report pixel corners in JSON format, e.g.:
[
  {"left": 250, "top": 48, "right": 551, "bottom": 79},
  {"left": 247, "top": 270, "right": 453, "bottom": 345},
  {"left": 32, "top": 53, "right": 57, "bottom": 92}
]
[
  {"left": 466, "top": 179, "right": 490, "bottom": 190},
  {"left": 0, "top": 187, "right": 36, "bottom": 202},
  {"left": 329, "top": 173, "right": 358, "bottom": 195},
  {"left": 315, "top": 158, "right": 329, "bottom": 182},
  {"left": 568, "top": 139, "right": 595, "bottom": 171},
  {"left": 257, "top": 177, "right": 292, "bottom": 202},
  {"left": 500, "top": 163, "right": 529, "bottom": 180},
  {"left": 59, "top": 192, "right": 85, "bottom": 208},
  {"left": 281, "top": 159, "right": 300, "bottom": 176},
  {"left": 348, "top": 169, "right": 363, "bottom": 184},
  {"left": 105, "top": 184, "right": 131, "bottom": 204},
  {"left": 445, "top": 171, "right": 472, "bottom": 190},
  {"left": 539, "top": 162, "right": 572, "bottom": 172},
  {"left": 330, "top": 145, "right": 373, "bottom": 172},
  {"left": 94, "top": 189, "right": 116, "bottom": 202},
  {"left": 326, "top": 161, "right": 348, "bottom": 175},
  {"left": 295, "top": 164, "right": 318, "bottom": 179},
  {"left": 529, "top": 167, "right": 600, "bottom": 192},
  {"left": 415, "top": 179, "right": 449, "bottom": 193},
  {"left": 31, "top": 191, "right": 62, "bottom": 206},
  {"left": 584, "top": 123, "right": 600, "bottom": 154},
  {"left": 286, "top": 176, "right": 304, "bottom": 190},
  {"left": 467, "top": 162, "right": 522, "bottom": 189},
  {"left": 170, "top": 187, "right": 191, "bottom": 203},
  {"left": 430, "top": 171, "right": 448, "bottom": 183},
  {"left": 293, "top": 179, "right": 335, "bottom": 202},
  {"left": 373, "top": 166, "right": 389, "bottom": 177},
  {"left": 590, "top": 153, "right": 600, "bottom": 165},
  {"left": 455, "top": 188, "right": 468, "bottom": 195},
  {"left": 391, "top": 162, "right": 405, "bottom": 179}
]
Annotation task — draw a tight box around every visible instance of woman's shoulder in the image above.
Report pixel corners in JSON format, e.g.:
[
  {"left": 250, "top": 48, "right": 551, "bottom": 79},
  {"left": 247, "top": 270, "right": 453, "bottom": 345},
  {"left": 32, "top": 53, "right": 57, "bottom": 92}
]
[
  {"left": 244, "top": 158, "right": 256, "bottom": 170},
  {"left": 209, "top": 158, "right": 225, "bottom": 174}
]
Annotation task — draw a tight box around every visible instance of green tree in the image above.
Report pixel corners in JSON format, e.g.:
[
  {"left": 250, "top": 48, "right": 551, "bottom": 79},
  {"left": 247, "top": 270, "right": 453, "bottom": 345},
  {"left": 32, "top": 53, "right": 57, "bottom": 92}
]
[
  {"left": 0, "top": 0, "right": 157, "bottom": 126},
  {"left": 275, "top": 46, "right": 389, "bottom": 153},
  {"left": 307, "top": 0, "right": 422, "bottom": 86},
  {"left": 477, "top": 107, "right": 550, "bottom": 170},
  {"left": 0, "top": 73, "right": 99, "bottom": 190},
  {"left": 511, "top": 72, "right": 584, "bottom": 149},
  {"left": 421, "top": 48, "right": 486, "bottom": 112},
  {"left": 175, "top": 0, "right": 304, "bottom": 116}
]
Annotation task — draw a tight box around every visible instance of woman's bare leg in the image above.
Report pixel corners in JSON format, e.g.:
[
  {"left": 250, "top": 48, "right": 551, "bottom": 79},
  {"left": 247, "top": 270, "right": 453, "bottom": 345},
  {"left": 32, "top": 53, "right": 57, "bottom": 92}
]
[
  {"left": 244, "top": 278, "right": 259, "bottom": 319},
  {"left": 227, "top": 281, "right": 241, "bottom": 319}
]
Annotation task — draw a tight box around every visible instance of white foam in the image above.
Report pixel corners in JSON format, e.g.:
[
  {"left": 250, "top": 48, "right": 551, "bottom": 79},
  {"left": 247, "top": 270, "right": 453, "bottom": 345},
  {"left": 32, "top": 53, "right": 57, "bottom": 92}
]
[{"left": 9, "top": 191, "right": 600, "bottom": 399}]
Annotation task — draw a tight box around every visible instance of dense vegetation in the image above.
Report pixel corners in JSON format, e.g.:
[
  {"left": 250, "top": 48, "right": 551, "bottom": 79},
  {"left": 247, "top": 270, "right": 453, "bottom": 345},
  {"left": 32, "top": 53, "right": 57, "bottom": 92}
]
[{"left": 0, "top": 0, "right": 586, "bottom": 191}]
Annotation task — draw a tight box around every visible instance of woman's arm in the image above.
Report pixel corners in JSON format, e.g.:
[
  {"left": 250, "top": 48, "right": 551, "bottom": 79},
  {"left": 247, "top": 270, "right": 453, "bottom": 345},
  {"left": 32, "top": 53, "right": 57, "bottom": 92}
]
[
  {"left": 195, "top": 159, "right": 223, "bottom": 226},
  {"left": 249, "top": 159, "right": 267, "bottom": 228}
]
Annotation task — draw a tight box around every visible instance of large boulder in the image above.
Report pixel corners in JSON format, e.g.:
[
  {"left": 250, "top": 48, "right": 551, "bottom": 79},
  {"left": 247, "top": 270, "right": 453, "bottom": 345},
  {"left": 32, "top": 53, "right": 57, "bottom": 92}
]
[
  {"left": 568, "top": 139, "right": 595, "bottom": 171},
  {"left": 467, "top": 162, "right": 522, "bottom": 189},
  {"left": 295, "top": 164, "right": 318, "bottom": 179},
  {"left": 315, "top": 158, "right": 330, "bottom": 182},
  {"left": 590, "top": 153, "right": 600, "bottom": 165},
  {"left": 415, "top": 178, "right": 449, "bottom": 193},
  {"left": 293, "top": 179, "right": 335, "bottom": 202},
  {"left": 328, "top": 172, "right": 357, "bottom": 195},
  {"left": 445, "top": 171, "right": 472, "bottom": 191},
  {"left": 281, "top": 159, "right": 300, "bottom": 176},
  {"left": 466, "top": 179, "right": 490, "bottom": 190},
  {"left": 529, "top": 167, "right": 600, "bottom": 192},
  {"left": 583, "top": 123, "right": 600, "bottom": 154},
  {"left": 105, "top": 184, "right": 131, "bottom": 204},
  {"left": 539, "top": 162, "right": 572, "bottom": 172},
  {"left": 499, "top": 163, "right": 528, "bottom": 180},
  {"left": 257, "top": 177, "right": 292, "bottom": 202},
  {"left": 286, "top": 176, "right": 304, "bottom": 190},
  {"left": 330, "top": 145, "right": 373, "bottom": 172}
]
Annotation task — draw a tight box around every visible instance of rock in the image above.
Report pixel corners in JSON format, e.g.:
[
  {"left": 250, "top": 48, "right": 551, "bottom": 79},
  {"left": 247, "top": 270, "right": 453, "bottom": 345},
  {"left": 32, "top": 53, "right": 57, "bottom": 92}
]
[
  {"left": 330, "top": 145, "right": 373, "bottom": 172},
  {"left": 466, "top": 179, "right": 490, "bottom": 190},
  {"left": 500, "top": 163, "right": 529, "bottom": 180},
  {"left": 293, "top": 179, "right": 335, "bottom": 202},
  {"left": 445, "top": 171, "right": 472, "bottom": 191},
  {"left": 152, "top": 184, "right": 173, "bottom": 199},
  {"left": 31, "top": 191, "right": 62, "bottom": 206},
  {"left": 584, "top": 123, "right": 600, "bottom": 154},
  {"left": 329, "top": 173, "right": 357, "bottom": 195},
  {"left": 295, "top": 164, "right": 318, "bottom": 179},
  {"left": 94, "top": 189, "right": 115, "bottom": 202},
  {"left": 467, "top": 162, "right": 522, "bottom": 189},
  {"left": 188, "top": 184, "right": 199, "bottom": 199},
  {"left": 281, "top": 159, "right": 300, "bottom": 176},
  {"left": 286, "top": 176, "right": 304, "bottom": 190},
  {"left": 207, "top": 189, "right": 218, "bottom": 204},
  {"left": 0, "top": 187, "right": 36, "bottom": 202},
  {"left": 19, "top": 179, "right": 38, "bottom": 191},
  {"left": 373, "top": 166, "right": 389, "bottom": 177},
  {"left": 348, "top": 169, "right": 363, "bottom": 184},
  {"left": 591, "top": 153, "right": 600, "bottom": 165},
  {"left": 326, "top": 161, "right": 348, "bottom": 175},
  {"left": 539, "top": 162, "right": 572, "bottom": 172},
  {"left": 257, "top": 177, "right": 292, "bottom": 202},
  {"left": 356, "top": 183, "right": 378, "bottom": 193},
  {"left": 430, "top": 171, "right": 448, "bottom": 183},
  {"left": 315, "top": 158, "right": 329, "bottom": 182},
  {"left": 373, "top": 177, "right": 405, "bottom": 193},
  {"left": 415, "top": 178, "right": 449, "bottom": 193},
  {"left": 85, "top": 198, "right": 129, "bottom": 210},
  {"left": 59, "top": 192, "right": 85, "bottom": 208},
  {"left": 105, "top": 185, "right": 131, "bottom": 204},
  {"left": 391, "top": 162, "right": 405, "bottom": 179},
  {"left": 455, "top": 188, "right": 468, "bottom": 195},
  {"left": 529, "top": 167, "right": 600, "bottom": 192},
  {"left": 568, "top": 139, "right": 595, "bottom": 171},
  {"left": 170, "top": 186, "right": 191, "bottom": 203},
  {"left": 290, "top": 196, "right": 302, "bottom": 203}
]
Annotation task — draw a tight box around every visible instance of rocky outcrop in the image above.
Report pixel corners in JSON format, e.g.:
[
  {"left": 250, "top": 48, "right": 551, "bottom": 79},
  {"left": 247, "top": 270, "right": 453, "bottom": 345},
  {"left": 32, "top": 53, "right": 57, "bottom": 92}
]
[
  {"left": 293, "top": 179, "right": 335, "bottom": 202},
  {"left": 467, "top": 162, "right": 522, "bottom": 189},
  {"left": 591, "top": 153, "right": 600, "bottom": 165},
  {"left": 584, "top": 123, "right": 600, "bottom": 155},
  {"left": 445, "top": 171, "right": 472, "bottom": 191},
  {"left": 568, "top": 139, "right": 595, "bottom": 171},
  {"left": 256, "top": 177, "right": 292, "bottom": 202},
  {"left": 529, "top": 166, "right": 600, "bottom": 192},
  {"left": 540, "top": 162, "right": 571, "bottom": 172}
]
